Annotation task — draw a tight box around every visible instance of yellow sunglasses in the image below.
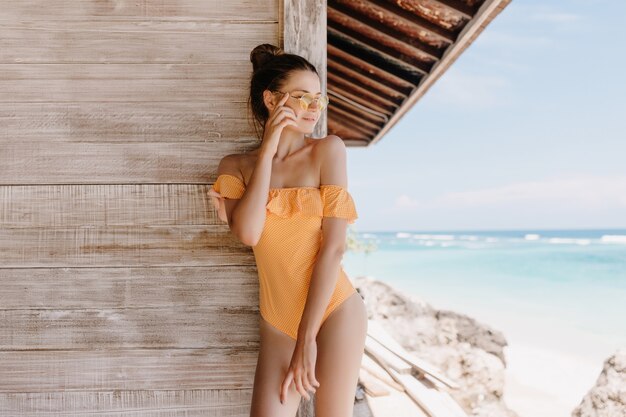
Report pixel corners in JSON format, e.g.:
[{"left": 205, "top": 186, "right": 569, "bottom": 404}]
[{"left": 272, "top": 90, "right": 329, "bottom": 111}]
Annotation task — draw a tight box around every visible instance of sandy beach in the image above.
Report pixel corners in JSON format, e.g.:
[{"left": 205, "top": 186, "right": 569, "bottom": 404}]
[{"left": 503, "top": 340, "right": 604, "bottom": 417}]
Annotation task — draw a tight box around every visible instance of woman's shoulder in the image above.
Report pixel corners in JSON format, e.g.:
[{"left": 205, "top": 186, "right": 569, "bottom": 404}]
[
  {"left": 313, "top": 135, "right": 347, "bottom": 174},
  {"left": 313, "top": 135, "right": 346, "bottom": 157},
  {"left": 217, "top": 151, "right": 261, "bottom": 186},
  {"left": 216, "top": 153, "right": 246, "bottom": 184}
]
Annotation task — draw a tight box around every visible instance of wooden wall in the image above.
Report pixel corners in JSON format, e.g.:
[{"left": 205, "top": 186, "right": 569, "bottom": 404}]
[{"left": 0, "top": 1, "right": 288, "bottom": 415}]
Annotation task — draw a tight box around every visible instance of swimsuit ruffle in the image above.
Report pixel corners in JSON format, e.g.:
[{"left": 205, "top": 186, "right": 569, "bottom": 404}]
[
  {"left": 266, "top": 188, "right": 324, "bottom": 219},
  {"left": 209, "top": 174, "right": 358, "bottom": 224}
]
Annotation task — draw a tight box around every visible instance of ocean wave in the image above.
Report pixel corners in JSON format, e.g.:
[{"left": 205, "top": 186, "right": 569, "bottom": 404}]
[
  {"left": 459, "top": 235, "right": 480, "bottom": 241},
  {"left": 548, "top": 238, "right": 591, "bottom": 245},
  {"left": 411, "top": 234, "right": 455, "bottom": 240},
  {"left": 601, "top": 235, "right": 626, "bottom": 244}
]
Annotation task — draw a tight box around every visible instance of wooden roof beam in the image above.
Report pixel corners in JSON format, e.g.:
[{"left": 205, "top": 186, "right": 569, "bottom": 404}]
[
  {"left": 328, "top": 103, "right": 383, "bottom": 132},
  {"left": 327, "top": 118, "right": 372, "bottom": 145},
  {"left": 329, "top": 84, "right": 395, "bottom": 115},
  {"left": 329, "top": 95, "right": 389, "bottom": 125},
  {"left": 430, "top": 0, "right": 476, "bottom": 20},
  {"left": 327, "top": 72, "right": 400, "bottom": 109},
  {"left": 328, "top": 0, "right": 442, "bottom": 61},
  {"left": 328, "top": 114, "right": 378, "bottom": 138},
  {"left": 328, "top": 31, "right": 422, "bottom": 85},
  {"left": 366, "top": 0, "right": 456, "bottom": 43},
  {"left": 328, "top": 45, "right": 414, "bottom": 95},
  {"left": 327, "top": 59, "right": 409, "bottom": 102},
  {"left": 327, "top": 20, "right": 432, "bottom": 75}
]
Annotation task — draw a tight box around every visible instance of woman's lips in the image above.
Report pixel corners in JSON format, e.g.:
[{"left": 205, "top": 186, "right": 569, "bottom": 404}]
[{"left": 303, "top": 117, "right": 316, "bottom": 122}]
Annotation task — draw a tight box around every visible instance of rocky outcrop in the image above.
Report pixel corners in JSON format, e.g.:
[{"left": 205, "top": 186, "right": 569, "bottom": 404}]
[
  {"left": 572, "top": 349, "right": 626, "bottom": 417},
  {"left": 353, "top": 275, "right": 518, "bottom": 417}
]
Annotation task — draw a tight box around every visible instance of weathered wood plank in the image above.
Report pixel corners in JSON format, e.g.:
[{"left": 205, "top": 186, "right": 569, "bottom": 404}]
[
  {"left": 0, "top": 141, "right": 257, "bottom": 184},
  {"left": 0, "top": 22, "right": 275, "bottom": 64},
  {"left": 0, "top": 226, "right": 256, "bottom": 267},
  {"left": 0, "top": 102, "right": 255, "bottom": 143},
  {"left": 0, "top": 306, "right": 260, "bottom": 350},
  {"left": 0, "top": 184, "right": 238, "bottom": 227},
  {"left": 0, "top": 0, "right": 276, "bottom": 21},
  {"left": 367, "top": 320, "right": 459, "bottom": 389},
  {"left": 0, "top": 266, "right": 257, "bottom": 309},
  {"left": 0, "top": 389, "right": 252, "bottom": 417},
  {"left": 0, "top": 348, "right": 258, "bottom": 392},
  {"left": 0, "top": 64, "right": 254, "bottom": 102}
]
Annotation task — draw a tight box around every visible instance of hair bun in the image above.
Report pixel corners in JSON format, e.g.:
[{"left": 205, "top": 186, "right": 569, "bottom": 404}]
[{"left": 250, "top": 43, "right": 284, "bottom": 71}]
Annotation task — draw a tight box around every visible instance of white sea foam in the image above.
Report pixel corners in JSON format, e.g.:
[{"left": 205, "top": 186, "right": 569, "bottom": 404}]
[
  {"left": 412, "top": 234, "right": 455, "bottom": 240},
  {"left": 548, "top": 238, "right": 591, "bottom": 245},
  {"left": 601, "top": 234, "right": 626, "bottom": 244},
  {"left": 524, "top": 233, "right": 541, "bottom": 240},
  {"left": 396, "top": 232, "right": 412, "bottom": 238}
]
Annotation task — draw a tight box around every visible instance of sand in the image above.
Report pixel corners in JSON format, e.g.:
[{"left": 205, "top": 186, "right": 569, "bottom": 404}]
[{"left": 502, "top": 338, "right": 604, "bottom": 417}]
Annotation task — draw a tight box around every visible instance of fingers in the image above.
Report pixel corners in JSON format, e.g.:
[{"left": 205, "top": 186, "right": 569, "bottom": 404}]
[
  {"left": 280, "top": 370, "right": 293, "bottom": 405},
  {"left": 279, "top": 91, "right": 290, "bottom": 105},
  {"left": 308, "top": 369, "right": 321, "bottom": 389},
  {"left": 267, "top": 93, "right": 296, "bottom": 126},
  {"left": 294, "top": 372, "right": 306, "bottom": 400},
  {"left": 296, "top": 367, "right": 320, "bottom": 401},
  {"left": 301, "top": 373, "right": 316, "bottom": 399},
  {"left": 303, "top": 367, "right": 320, "bottom": 397},
  {"left": 270, "top": 108, "right": 297, "bottom": 128},
  {"left": 280, "top": 370, "right": 319, "bottom": 404}
]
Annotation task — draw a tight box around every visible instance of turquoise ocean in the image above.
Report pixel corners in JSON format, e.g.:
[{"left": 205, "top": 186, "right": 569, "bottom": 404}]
[{"left": 343, "top": 228, "right": 626, "bottom": 364}]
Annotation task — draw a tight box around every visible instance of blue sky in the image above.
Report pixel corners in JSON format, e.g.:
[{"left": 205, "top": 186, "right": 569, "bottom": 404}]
[{"left": 347, "top": 0, "right": 626, "bottom": 232}]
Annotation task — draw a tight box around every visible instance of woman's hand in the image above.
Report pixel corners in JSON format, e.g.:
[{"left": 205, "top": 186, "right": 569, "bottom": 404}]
[
  {"left": 261, "top": 92, "right": 298, "bottom": 156},
  {"left": 280, "top": 338, "right": 321, "bottom": 403}
]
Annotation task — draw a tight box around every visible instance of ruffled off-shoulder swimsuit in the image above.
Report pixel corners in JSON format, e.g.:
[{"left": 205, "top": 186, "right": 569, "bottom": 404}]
[{"left": 209, "top": 174, "right": 358, "bottom": 341}]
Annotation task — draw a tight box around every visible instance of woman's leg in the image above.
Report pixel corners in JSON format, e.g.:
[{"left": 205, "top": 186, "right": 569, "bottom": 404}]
[
  {"left": 314, "top": 292, "right": 368, "bottom": 417},
  {"left": 250, "top": 315, "right": 303, "bottom": 417}
]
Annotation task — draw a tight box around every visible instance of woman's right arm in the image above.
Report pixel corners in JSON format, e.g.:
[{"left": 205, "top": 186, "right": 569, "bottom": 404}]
[
  {"left": 217, "top": 150, "right": 274, "bottom": 246},
  {"left": 219, "top": 92, "right": 296, "bottom": 246}
]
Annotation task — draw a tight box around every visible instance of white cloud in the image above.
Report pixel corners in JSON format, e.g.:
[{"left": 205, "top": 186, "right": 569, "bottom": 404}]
[
  {"left": 428, "top": 70, "right": 511, "bottom": 109},
  {"left": 394, "top": 194, "right": 421, "bottom": 209},
  {"left": 392, "top": 175, "right": 626, "bottom": 211}
]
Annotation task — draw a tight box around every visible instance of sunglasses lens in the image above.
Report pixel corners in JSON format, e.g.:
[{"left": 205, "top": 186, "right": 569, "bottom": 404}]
[
  {"left": 300, "top": 94, "right": 313, "bottom": 110},
  {"left": 300, "top": 94, "right": 328, "bottom": 111}
]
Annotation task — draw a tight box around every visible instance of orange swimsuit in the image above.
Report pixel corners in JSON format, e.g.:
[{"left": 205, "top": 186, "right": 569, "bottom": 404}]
[{"left": 209, "top": 173, "right": 358, "bottom": 340}]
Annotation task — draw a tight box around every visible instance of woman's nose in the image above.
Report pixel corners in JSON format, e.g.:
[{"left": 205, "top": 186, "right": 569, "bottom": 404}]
[{"left": 308, "top": 99, "right": 320, "bottom": 111}]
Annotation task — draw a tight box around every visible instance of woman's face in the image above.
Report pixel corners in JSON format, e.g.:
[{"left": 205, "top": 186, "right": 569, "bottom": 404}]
[{"left": 266, "top": 70, "right": 323, "bottom": 133}]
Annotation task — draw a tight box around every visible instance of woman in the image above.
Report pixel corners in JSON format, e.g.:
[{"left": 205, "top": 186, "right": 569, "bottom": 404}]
[{"left": 209, "top": 43, "right": 368, "bottom": 417}]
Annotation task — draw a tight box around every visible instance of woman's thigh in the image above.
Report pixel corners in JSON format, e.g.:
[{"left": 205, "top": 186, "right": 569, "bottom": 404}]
[
  {"left": 250, "top": 316, "right": 303, "bottom": 417},
  {"left": 314, "top": 292, "right": 368, "bottom": 417}
]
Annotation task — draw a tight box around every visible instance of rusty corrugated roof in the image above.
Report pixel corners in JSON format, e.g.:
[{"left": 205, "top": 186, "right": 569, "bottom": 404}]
[{"left": 326, "top": 0, "right": 512, "bottom": 146}]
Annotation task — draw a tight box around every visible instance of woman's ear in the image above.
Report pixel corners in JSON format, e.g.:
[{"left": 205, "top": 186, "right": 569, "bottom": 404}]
[{"left": 262, "top": 90, "right": 275, "bottom": 113}]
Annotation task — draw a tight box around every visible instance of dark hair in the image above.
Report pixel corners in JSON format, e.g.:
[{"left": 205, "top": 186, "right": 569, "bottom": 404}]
[{"left": 248, "top": 43, "right": 318, "bottom": 140}]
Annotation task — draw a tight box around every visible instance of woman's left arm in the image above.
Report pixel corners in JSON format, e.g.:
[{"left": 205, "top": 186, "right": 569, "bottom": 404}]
[
  {"left": 299, "top": 135, "right": 351, "bottom": 341},
  {"left": 280, "top": 136, "right": 351, "bottom": 403}
]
